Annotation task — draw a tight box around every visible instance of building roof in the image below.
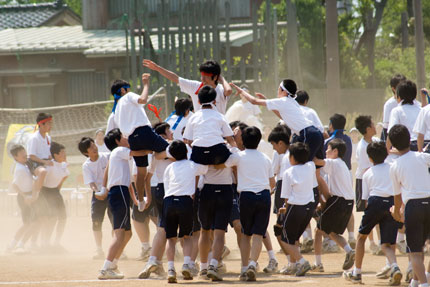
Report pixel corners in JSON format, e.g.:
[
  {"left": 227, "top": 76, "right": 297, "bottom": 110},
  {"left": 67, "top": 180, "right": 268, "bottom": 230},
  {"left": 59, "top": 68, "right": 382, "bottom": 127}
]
[
  {"left": 0, "top": 0, "right": 80, "bottom": 29},
  {"left": 0, "top": 25, "right": 254, "bottom": 57}
]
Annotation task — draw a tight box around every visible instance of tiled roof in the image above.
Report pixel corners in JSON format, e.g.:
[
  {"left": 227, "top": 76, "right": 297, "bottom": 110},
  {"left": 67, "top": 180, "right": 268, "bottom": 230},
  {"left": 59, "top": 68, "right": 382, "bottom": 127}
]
[
  {"left": 0, "top": 26, "right": 254, "bottom": 57},
  {"left": 0, "top": 1, "right": 75, "bottom": 29}
]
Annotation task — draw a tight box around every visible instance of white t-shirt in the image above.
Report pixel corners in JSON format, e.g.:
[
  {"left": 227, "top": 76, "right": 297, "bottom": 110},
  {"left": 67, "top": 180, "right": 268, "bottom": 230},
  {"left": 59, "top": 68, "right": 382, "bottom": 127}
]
[
  {"left": 281, "top": 162, "right": 316, "bottom": 205},
  {"left": 106, "top": 113, "right": 117, "bottom": 134},
  {"left": 96, "top": 142, "right": 110, "bottom": 154},
  {"left": 183, "top": 108, "right": 233, "bottom": 147},
  {"left": 43, "top": 160, "right": 70, "bottom": 188},
  {"left": 388, "top": 104, "right": 421, "bottom": 141},
  {"left": 178, "top": 77, "right": 228, "bottom": 114},
  {"left": 355, "top": 138, "right": 374, "bottom": 179},
  {"left": 163, "top": 160, "right": 208, "bottom": 197},
  {"left": 12, "top": 162, "right": 33, "bottom": 193},
  {"left": 202, "top": 165, "right": 233, "bottom": 185},
  {"left": 82, "top": 152, "right": 109, "bottom": 190},
  {"left": 413, "top": 104, "right": 430, "bottom": 140},
  {"left": 323, "top": 158, "right": 354, "bottom": 200},
  {"left": 26, "top": 130, "right": 51, "bottom": 159},
  {"left": 272, "top": 151, "right": 283, "bottom": 181},
  {"left": 224, "top": 149, "right": 273, "bottom": 193},
  {"left": 166, "top": 112, "right": 193, "bottom": 141},
  {"left": 148, "top": 156, "right": 172, "bottom": 185},
  {"left": 362, "top": 163, "right": 394, "bottom": 200},
  {"left": 301, "top": 106, "right": 324, "bottom": 133},
  {"left": 390, "top": 151, "right": 430, "bottom": 204},
  {"left": 266, "top": 96, "right": 312, "bottom": 135},
  {"left": 225, "top": 100, "right": 261, "bottom": 122},
  {"left": 279, "top": 150, "right": 292, "bottom": 177},
  {"left": 383, "top": 97, "right": 397, "bottom": 129},
  {"left": 114, "top": 92, "right": 151, "bottom": 138},
  {"left": 107, "top": 147, "right": 132, "bottom": 189}
]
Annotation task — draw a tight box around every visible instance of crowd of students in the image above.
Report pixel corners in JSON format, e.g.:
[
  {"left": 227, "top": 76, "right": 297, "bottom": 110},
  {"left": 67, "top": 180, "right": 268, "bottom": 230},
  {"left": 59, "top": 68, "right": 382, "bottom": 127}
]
[{"left": 7, "top": 59, "right": 430, "bottom": 287}]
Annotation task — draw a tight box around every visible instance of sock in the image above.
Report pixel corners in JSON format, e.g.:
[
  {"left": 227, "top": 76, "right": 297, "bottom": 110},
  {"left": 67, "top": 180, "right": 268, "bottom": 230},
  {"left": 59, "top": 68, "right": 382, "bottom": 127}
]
[
  {"left": 426, "top": 272, "right": 430, "bottom": 283},
  {"left": 353, "top": 267, "right": 361, "bottom": 276},
  {"left": 210, "top": 258, "right": 218, "bottom": 268},
  {"left": 298, "top": 257, "right": 306, "bottom": 265},
  {"left": 200, "top": 262, "right": 208, "bottom": 271},
  {"left": 303, "top": 230, "right": 310, "bottom": 239},
  {"left": 208, "top": 252, "right": 213, "bottom": 261},
  {"left": 168, "top": 261, "right": 175, "bottom": 271},
  {"left": 349, "top": 232, "right": 355, "bottom": 240},
  {"left": 249, "top": 260, "right": 257, "bottom": 268},
  {"left": 184, "top": 256, "right": 191, "bottom": 265},
  {"left": 398, "top": 233, "right": 405, "bottom": 242},
  {"left": 419, "top": 284, "right": 429, "bottom": 287},
  {"left": 305, "top": 228, "right": 312, "bottom": 239},
  {"left": 408, "top": 261, "right": 413, "bottom": 270},
  {"left": 411, "top": 279, "right": 419, "bottom": 287},
  {"left": 329, "top": 240, "right": 337, "bottom": 247},
  {"left": 102, "top": 260, "right": 113, "bottom": 271},
  {"left": 149, "top": 256, "right": 157, "bottom": 264},
  {"left": 344, "top": 244, "right": 353, "bottom": 253},
  {"left": 241, "top": 266, "right": 248, "bottom": 273},
  {"left": 385, "top": 258, "right": 390, "bottom": 267},
  {"left": 286, "top": 255, "right": 291, "bottom": 263},
  {"left": 315, "top": 255, "right": 322, "bottom": 265},
  {"left": 189, "top": 261, "right": 196, "bottom": 268},
  {"left": 142, "top": 242, "right": 150, "bottom": 249},
  {"left": 268, "top": 250, "right": 276, "bottom": 261},
  {"left": 391, "top": 262, "right": 398, "bottom": 269}
]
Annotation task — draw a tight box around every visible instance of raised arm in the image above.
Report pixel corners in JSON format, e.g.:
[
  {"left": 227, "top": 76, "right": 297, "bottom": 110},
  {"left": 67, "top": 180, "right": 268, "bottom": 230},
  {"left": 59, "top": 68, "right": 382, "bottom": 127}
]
[
  {"left": 219, "top": 75, "right": 232, "bottom": 97},
  {"left": 143, "top": 59, "right": 179, "bottom": 84},
  {"left": 230, "top": 83, "right": 267, "bottom": 106},
  {"left": 138, "top": 73, "right": 150, "bottom": 105}
]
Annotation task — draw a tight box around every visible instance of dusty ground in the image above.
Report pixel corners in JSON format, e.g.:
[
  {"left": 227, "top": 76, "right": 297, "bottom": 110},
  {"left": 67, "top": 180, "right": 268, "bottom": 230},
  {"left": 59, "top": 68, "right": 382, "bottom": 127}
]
[{"left": 0, "top": 208, "right": 414, "bottom": 287}]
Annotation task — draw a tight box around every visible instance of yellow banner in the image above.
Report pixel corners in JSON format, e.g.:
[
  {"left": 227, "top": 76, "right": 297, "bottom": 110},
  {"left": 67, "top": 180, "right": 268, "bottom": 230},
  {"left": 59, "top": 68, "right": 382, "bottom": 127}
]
[{"left": 2, "top": 124, "right": 36, "bottom": 181}]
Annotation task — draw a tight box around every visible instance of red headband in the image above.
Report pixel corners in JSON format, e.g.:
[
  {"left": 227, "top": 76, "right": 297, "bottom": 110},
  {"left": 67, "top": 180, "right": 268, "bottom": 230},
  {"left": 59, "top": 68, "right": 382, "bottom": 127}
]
[
  {"left": 37, "top": 117, "right": 52, "bottom": 126},
  {"left": 201, "top": 71, "right": 214, "bottom": 77},
  {"left": 147, "top": 104, "right": 162, "bottom": 122}
]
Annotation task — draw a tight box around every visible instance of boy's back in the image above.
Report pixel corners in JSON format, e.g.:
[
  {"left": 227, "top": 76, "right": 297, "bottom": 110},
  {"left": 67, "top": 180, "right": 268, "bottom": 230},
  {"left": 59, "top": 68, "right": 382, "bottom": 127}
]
[
  {"left": 43, "top": 160, "right": 69, "bottom": 188},
  {"left": 163, "top": 160, "right": 208, "bottom": 197},
  {"left": 362, "top": 163, "right": 393, "bottom": 199},
  {"left": 281, "top": 162, "right": 316, "bottom": 205},
  {"left": 114, "top": 92, "right": 151, "bottom": 138}
]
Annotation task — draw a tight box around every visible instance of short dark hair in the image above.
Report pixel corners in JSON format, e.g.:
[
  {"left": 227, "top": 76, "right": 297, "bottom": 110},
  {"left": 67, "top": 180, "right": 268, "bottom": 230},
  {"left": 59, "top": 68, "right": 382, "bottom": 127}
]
[
  {"left": 281, "top": 79, "right": 297, "bottom": 95},
  {"left": 78, "top": 137, "right": 94, "bottom": 157},
  {"left": 274, "top": 123, "right": 291, "bottom": 138},
  {"left": 390, "top": 74, "right": 406, "bottom": 89},
  {"left": 268, "top": 127, "right": 290, "bottom": 146},
  {"left": 242, "top": 126, "right": 262, "bottom": 149},
  {"left": 168, "top": 140, "right": 187, "bottom": 161},
  {"left": 295, "top": 90, "right": 309, "bottom": 104},
  {"left": 397, "top": 80, "right": 416, "bottom": 105},
  {"left": 50, "top": 141, "right": 65, "bottom": 158},
  {"left": 104, "top": 128, "right": 122, "bottom": 151},
  {"left": 327, "top": 138, "right": 346, "bottom": 158},
  {"left": 153, "top": 122, "right": 170, "bottom": 135},
  {"left": 289, "top": 142, "right": 309, "bottom": 164},
  {"left": 10, "top": 145, "right": 25, "bottom": 157},
  {"left": 36, "top": 113, "right": 52, "bottom": 124},
  {"left": 367, "top": 141, "right": 387, "bottom": 164},
  {"left": 199, "top": 60, "right": 221, "bottom": 84},
  {"left": 355, "top": 115, "right": 372, "bottom": 135},
  {"left": 229, "top": 121, "right": 248, "bottom": 132},
  {"left": 198, "top": 85, "right": 217, "bottom": 105},
  {"left": 111, "top": 79, "right": 130, "bottom": 95},
  {"left": 330, "top": 113, "right": 346, "bottom": 130},
  {"left": 388, "top": 124, "right": 410, "bottom": 151},
  {"left": 174, "top": 98, "right": 193, "bottom": 116}
]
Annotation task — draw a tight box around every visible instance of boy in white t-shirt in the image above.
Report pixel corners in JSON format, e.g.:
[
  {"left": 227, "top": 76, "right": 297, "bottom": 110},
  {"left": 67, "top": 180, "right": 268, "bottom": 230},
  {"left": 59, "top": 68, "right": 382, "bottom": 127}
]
[
  {"left": 295, "top": 90, "right": 324, "bottom": 134},
  {"left": 143, "top": 59, "right": 232, "bottom": 114},
  {"left": 183, "top": 86, "right": 236, "bottom": 165},
  {"left": 162, "top": 140, "right": 208, "bottom": 283},
  {"left": 382, "top": 74, "right": 407, "bottom": 140},
  {"left": 313, "top": 139, "right": 355, "bottom": 272},
  {"left": 105, "top": 79, "right": 130, "bottom": 134},
  {"left": 165, "top": 98, "right": 193, "bottom": 140},
  {"left": 79, "top": 137, "right": 112, "bottom": 259}
]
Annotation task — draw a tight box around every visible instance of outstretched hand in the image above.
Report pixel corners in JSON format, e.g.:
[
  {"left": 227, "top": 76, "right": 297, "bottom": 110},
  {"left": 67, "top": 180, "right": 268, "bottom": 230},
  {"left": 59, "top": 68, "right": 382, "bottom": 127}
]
[
  {"left": 141, "top": 73, "right": 150, "bottom": 85},
  {"left": 142, "top": 59, "right": 159, "bottom": 71},
  {"left": 255, "top": 93, "right": 267, "bottom": 99}
]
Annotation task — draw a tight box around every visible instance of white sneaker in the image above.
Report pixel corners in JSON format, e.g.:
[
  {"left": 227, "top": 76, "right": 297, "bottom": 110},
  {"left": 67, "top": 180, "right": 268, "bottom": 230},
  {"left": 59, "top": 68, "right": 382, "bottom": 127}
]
[
  {"left": 221, "top": 245, "right": 231, "bottom": 260},
  {"left": 92, "top": 249, "right": 104, "bottom": 260},
  {"left": 397, "top": 240, "right": 407, "bottom": 254},
  {"left": 311, "top": 263, "right": 324, "bottom": 272},
  {"left": 376, "top": 265, "right": 391, "bottom": 279},
  {"left": 218, "top": 261, "right": 227, "bottom": 274},
  {"left": 263, "top": 259, "right": 278, "bottom": 273},
  {"left": 98, "top": 269, "right": 124, "bottom": 280},
  {"left": 138, "top": 261, "right": 159, "bottom": 279},
  {"left": 137, "top": 247, "right": 151, "bottom": 261}
]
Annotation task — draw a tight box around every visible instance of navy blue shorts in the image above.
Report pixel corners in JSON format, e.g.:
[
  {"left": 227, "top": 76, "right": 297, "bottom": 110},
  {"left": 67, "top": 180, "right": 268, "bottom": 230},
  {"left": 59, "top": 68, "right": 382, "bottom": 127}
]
[
  {"left": 193, "top": 189, "right": 201, "bottom": 232},
  {"left": 91, "top": 194, "right": 113, "bottom": 230},
  {"left": 317, "top": 196, "right": 353, "bottom": 235},
  {"left": 294, "top": 126, "right": 324, "bottom": 161},
  {"left": 229, "top": 188, "right": 240, "bottom": 226},
  {"left": 273, "top": 180, "right": 283, "bottom": 214},
  {"left": 282, "top": 202, "right": 315, "bottom": 244},
  {"left": 163, "top": 196, "right": 194, "bottom": 239},
  {"left": 190, "top": 143, "right": 231, "bottom": 165},
  {"left": 17, "top": 192, "right": 36, "bottom": 224},
  {"left": 404, "top": 197, "right": 430, "bottom": 253},
  {"left": 239, "top": 190, "right": 271, "bottom": 236},
  {"left": 359, "top": 196, "right": 400, "bottom": 244},
  {"left": 128, "top": 125, "right": 169, "bottom": 167},
  {"left": 199, "top": 184, "right": 233, "bottom": 231},
  {"left": 41, "top": 187, "right": 67, "bottom": 220},
  {"left": 108, "top": 185, "right": 131, "bottom": 230},
  {"left": 355, "top": 179, "right": 366, "bottom": 212},
  {"left": 152, "top": 183, "right": 165, "bottom": 227}
]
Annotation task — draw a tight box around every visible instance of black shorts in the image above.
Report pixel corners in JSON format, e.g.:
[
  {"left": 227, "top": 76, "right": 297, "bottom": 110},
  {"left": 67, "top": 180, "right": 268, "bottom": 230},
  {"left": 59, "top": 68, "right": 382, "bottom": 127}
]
[
  {"left": 294, "top": 126, "right": 325, "bottom": 161},
  {"left": 132, "top": 187, "right": 157, "bottom": 223},
  {"left": 128, "top": 125, "right": 169, "bottom": 167},
  {"left": 190, "top": 143, "right": 231, "bottom": 165},
  {"left": 313, "top": 187, "right": 320, "bottom": 209},
  {"left": 355, "top": 179, "right": 366, "bottom": 212},
  {"left": 163, "top": 196, "right": 194, "bottom": 239},
  {"left": 91, "top": 194, "right": 113, "bottom": 230},
  {"left": 239, "top": 190, "right": 271, "bottom": 236},
  {"left": 359, "top": 196, "right": 400, "bottom": 244},
  {"left": 153, "top": 183, "right": 165, "bottom": 225},
  {"left": 193, "top": 188, "right": 201, "bottom": 232},
  {"left": 199, "top": 184, "right": 233, "bottom": 231},
  {"left": 404, "top": 197, "right": 430, "bottom": 253},
  {"left": 282, "top": 202, "right": 315, "bottom": 244},
  {"left": 108, "top": 185, "right": 131, "bottom": 231},
  {"left": 229, "top": 189, "right": 240, "bottom": 226},
  {"left": 318, "top": 196, "right": 353, "bottom": 235},
  {"left": 17, "top": 192, "right": 36, "bottom": 224},
  {"left": 41, "top": 187, "right": 67, "bottom": 220},
  {"left": 273, "top": 180, "right": 283, "bottom": 214}
]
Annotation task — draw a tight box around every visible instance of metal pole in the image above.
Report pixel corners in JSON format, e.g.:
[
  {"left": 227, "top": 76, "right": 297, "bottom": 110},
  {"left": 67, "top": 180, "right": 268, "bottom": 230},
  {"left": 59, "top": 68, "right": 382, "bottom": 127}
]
[{"left": 414, "top": 0, "right": 426, "bottom": 89}]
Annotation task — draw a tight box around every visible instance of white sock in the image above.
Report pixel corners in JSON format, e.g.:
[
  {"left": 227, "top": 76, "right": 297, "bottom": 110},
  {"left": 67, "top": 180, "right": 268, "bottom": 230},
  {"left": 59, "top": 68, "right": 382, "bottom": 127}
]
[
  {"left": 353, "top": 267, "right": 361, "bottom": 276},
  {"left": 189, "top": 261, "right": 196, "bottom": 268},
  {"left": 208, "top": 252, "right": 213, "bottom": 261},
  {"left": 426, "top": 272, "right": 430, "bottom": 283},
  {"left": 268, "top": 250, "right": 276, "bottom": 261},
  {"left": 142, "top": 242, "right": 150, "bottom": 249},
  {"left": 411, "top": 279, "right": 419, "bottom": 287},
  {"left": 329, "top": 240, "right": 337, "bottom": 247},
  {"left": 210, "top": 258, "right": 218, "bottom": 268},
  {"left": 102, "top": 260, "right": 113, "bottom": 271},
  {"left": 349, "top": 232, "right": 355, "bottom": 240},
  {"left": 391, "top": 262, "right": 398, "bottom": 269},
  {"left": 315, "top": 255, "right": 322, "bottom": 265},
  {"left": 149, "top": 256, "right": 157, "bottom": 264},
  {"left": 168, "top": 261, "right": 175, "bottom": 270},
  {"left": 385, "top": 258, "right": 390, "bottom": 267},
  {"left": 397, "top": 232, "right": 405, "bottom": 242},
  {"left": 344, "top": 244, "right": 353, "bottom": 253},
  {"left": 286, "top": 255, "right": 291, "bottom": 263},
  {"left": 249, "top": 260, "right": 257, "bottom": 268},
  {"left": 200, "top": 262, "right": 208, "bottom": 271},
  {"left": 419, "top": 284, "right": 429, "bottom": 287},
  {"left": 303, "top": 231, "right": 310, "bottom": 239},
  {"left": 184, "top": 256, "right": 191, "bottom": 265},
  {"left": 298, "top": 257, "right": 306, "bottom": 265},
  {"left": 241, "top": 266, "right": 248, "bottom": 273},
  {"left": 408, "top": 261, "right": 413, "bottom": 270},
  {"left": 305, "top": 228, "right": 312, "bottom": 239}
]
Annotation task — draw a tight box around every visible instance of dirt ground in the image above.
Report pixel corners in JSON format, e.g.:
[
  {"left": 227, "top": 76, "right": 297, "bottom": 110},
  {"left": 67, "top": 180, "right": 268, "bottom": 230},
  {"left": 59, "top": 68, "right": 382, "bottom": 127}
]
[{"left": 0, "top": 209, "right": 414, "bottom": 287}]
